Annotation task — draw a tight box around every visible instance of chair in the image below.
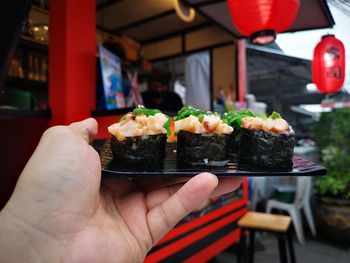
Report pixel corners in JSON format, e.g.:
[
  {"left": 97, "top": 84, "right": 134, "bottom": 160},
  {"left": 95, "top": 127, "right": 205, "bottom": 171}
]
[
  {"left": 237, "top": 211, "right": 296, "bottom": 263},
  {"left": 266, "top": 176, "right": 316, "bottom": 244},
  {"left": 249, "top": 177, "right": 266, "bottom": 211}
]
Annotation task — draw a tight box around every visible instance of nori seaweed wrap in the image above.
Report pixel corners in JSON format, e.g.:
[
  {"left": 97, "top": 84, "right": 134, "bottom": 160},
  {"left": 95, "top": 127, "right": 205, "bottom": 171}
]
[
  {"left": 238, "top": 111, "right": 295, "bottom": 170},
  {"left": 111, "top": 134, "right": 167, "bottom": 165},
  {"left": 177, "top": 130, "right": 231, "bottom": 165},
  {"left": 239, "top": 129, "right": 295, "bottom": 169},
  {"left": 108, "top": 105, "right": 170, "bottom": 165},
  {"left": 174, "top": 106, "right": 233, "bottom": 166},
  {"left": 222, "top": 109, "right": 256, "bottom": 154}
]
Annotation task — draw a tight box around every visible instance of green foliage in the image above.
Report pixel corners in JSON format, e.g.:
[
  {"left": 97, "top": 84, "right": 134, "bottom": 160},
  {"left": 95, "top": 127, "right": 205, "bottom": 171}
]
[
  {"left": 311, "top": 108, "right": 350, "bottom": 149},
  {"left": 174, "top": 106, "right": 215, "bottom": 122},
  {"left": 312, "top": 108, "right": 350, "bottom": 199}
]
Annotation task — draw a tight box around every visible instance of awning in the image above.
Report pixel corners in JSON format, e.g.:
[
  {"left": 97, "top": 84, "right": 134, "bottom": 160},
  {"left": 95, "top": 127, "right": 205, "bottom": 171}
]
[
  {"left": 185, "top": 0, "right": 335, "bottom": 37},
  {"left": 96, "top": 0, "right": 335, "bottom": 45},
  {"left": 246, "top": 44, "right": 325, "bottom": 107}
]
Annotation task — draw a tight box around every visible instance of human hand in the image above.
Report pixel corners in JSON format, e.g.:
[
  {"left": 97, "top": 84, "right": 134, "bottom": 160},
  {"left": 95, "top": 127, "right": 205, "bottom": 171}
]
[{"left": 0, "top": 118, "right": 241, "bottom": 263}]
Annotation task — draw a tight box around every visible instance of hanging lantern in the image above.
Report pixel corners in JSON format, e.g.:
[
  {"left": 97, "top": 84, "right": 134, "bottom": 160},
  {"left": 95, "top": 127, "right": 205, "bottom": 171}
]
[
  {"left": 312, "top": 35, "right": 345, "bottom": 93},
  {"left": 227, "top": 0, "right": 300, "bottom": 45}
]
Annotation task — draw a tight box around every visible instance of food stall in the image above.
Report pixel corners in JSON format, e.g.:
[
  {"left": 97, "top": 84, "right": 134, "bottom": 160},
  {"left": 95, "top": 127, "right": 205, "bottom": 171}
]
[{"left": 0, "top": 0, "right": 335, "bottom": 261}]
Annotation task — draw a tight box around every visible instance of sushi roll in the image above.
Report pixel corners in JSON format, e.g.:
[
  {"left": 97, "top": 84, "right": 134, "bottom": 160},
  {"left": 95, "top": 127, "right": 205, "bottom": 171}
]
[
  {"left": 222, "top": 109, "right": 256, "bottom": 153},
  {"left": 108, "top": 105, "right": 170, "bottom": 165},
  {"left": 239, "top": 111, "right": 295, "bottom": 170},
  {"left": 174, "top": 106, "right": 233, "bottom": 166}
]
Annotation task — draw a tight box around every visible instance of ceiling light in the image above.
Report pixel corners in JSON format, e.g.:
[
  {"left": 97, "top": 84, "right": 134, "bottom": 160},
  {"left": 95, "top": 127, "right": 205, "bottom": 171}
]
[{"left": 174, "top": 0, "right": 196, "bottom": 23}]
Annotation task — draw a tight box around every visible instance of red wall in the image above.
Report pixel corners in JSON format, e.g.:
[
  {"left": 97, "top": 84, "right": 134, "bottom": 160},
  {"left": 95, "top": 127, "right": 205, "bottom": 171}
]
[
  {"left": 0, "top": 118, "right": 49, "bottom": 208},
  {"left": 0, "top": 114, "right": 115, "bottom": 208},
  {"left": 95, "top": 115, "right": 122, "bottom": 139}
]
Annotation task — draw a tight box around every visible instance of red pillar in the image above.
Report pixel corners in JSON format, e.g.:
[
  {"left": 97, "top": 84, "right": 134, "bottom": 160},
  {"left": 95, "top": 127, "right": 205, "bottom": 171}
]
[
  {"left": 237, "top": 39, "right": 247, "bottom": 102},
  {"left": 49, "top": 0, "right": 96, "bottom": 125}
]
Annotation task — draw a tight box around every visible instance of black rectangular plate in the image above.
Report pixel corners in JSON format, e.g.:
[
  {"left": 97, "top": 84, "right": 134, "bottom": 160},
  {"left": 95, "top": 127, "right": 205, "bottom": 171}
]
[{"left": 100, "top": 141, "right": 327, "bottom": 177}]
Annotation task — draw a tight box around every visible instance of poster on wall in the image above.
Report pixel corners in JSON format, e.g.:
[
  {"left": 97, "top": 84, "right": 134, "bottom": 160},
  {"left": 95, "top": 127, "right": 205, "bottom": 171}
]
[{"left": 99, "top": 45, "right": 125, "bottom": 109}]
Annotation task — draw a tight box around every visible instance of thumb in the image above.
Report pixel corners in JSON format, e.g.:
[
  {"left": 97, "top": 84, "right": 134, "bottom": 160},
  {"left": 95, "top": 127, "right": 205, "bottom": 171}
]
[
  {"left": 146, "top": 173, "right": 218, "bottom": 245},
  {"left": 69, "top": 118, "right": 98, "bottom": 143}
]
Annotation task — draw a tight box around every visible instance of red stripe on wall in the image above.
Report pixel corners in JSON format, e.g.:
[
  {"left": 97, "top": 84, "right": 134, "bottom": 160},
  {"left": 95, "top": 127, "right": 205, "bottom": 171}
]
[
  {"left": 145, "top": 207, "right": 248, "bottom": 262},
  {"left": 183, "top": 228, "right": 241, "bottom": 263},
  {"left": 158, "top": 199, "right": 246, "bottom": 245}
]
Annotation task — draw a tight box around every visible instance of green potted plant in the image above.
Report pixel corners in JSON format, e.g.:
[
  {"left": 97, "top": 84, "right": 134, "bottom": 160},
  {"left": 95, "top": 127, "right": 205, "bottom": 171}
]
[{"left": 311, "top": 108, "right": 350, "bottom": 244}]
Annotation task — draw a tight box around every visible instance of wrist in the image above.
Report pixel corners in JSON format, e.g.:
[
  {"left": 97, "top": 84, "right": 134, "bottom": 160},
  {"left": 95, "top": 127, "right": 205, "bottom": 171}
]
[{"left": 0, "top": 207, "right": 67, "bottom": 262}]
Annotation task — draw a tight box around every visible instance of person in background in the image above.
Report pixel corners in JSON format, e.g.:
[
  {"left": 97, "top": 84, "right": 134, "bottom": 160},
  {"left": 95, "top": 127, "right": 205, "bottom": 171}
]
[{"left": 142, "top": 66, "right": 183, "bottom": 112}]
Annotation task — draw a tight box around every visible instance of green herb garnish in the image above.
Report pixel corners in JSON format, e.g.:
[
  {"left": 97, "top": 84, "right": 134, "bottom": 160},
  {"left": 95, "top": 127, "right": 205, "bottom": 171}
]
[
  {"left": 222, "top": 109, "right": 256, "bottom": 141},
  {"left": 119, "top": 105, "right": 171, "bottom": 136},
  {"left": 269, "top": 111, "right": 282, "bottom": 120},
  {"left": 222, "top": 109, "right": 255, "bottom": 128},
  {"left": 256, "top": 113, "right": 267, "bottom": 120},
  {"left": 174, "top": 106, "right": 215, "bottom": 122},
  {"left": 132, "top": 105, "right": 161, "bottom": 116},
  {"left": 164, "top": 116, "right": 171, "bottom": 136},
  {"left": 119, "top": 114, "right": 128, "bottom": 122}
]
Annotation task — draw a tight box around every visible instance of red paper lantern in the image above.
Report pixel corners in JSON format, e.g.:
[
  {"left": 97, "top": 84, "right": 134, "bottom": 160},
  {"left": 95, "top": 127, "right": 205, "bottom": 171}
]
[
  {"left": 227, "top": 0, "right": 300, "bottom": 45},
  {"left": 312, "top": 35, "right": 345, "bottom": 93}
]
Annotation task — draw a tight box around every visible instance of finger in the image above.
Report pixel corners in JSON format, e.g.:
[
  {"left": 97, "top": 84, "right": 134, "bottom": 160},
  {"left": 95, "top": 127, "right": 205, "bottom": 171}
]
[
  {"left": 133, "top": 177, "right": 189, "bottom": 192},
  {"left": 69, "top": 118, "right": 98, "bottom": 143},
  {"left": 210, "top": 177, "right": 242, "bottom": 198},
  {"left": 145, "top": 183, "right": 183, "bottom": 210},
  {"left": 145, "top": 177, "right": 242, "bottom": 210},
  {"left": 146, "top": 173, "right": 218, "bottom": 244}
]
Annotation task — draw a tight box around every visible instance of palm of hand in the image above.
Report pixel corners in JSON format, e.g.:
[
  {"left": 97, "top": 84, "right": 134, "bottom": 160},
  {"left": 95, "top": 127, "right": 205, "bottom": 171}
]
[
  {"left": 5, "top": 124, "right": 155, "bottom": 262},
  {"left": 67, "top": 180, "right": 155, "bottom": 263},
  {"left": 1, "top": 119, "right": 241, "bottom": 263}
]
